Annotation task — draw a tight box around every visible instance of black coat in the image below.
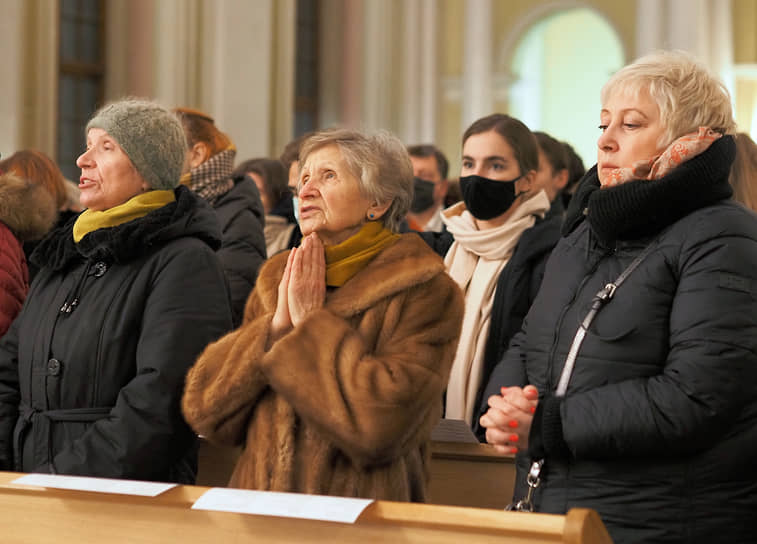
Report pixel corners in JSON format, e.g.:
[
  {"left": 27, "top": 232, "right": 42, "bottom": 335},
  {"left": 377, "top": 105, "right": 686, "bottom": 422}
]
[
  {"left": 0, "top": 186, "right": 233, "bottom": 483},
  {"left": 213, "top": 176, "right": 266, "bottom": 327},
  {"left": 500, "top": 137, "right": 757, "bottom": 543}
]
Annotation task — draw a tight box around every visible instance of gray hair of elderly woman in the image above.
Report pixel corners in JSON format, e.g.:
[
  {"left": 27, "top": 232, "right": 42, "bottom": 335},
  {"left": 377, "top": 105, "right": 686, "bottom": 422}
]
[
  {"left": 601, "top": 50, "right": 736, "bottom": 147},
  {"left": 298, "top": 128, "right": 413, "bottom": 232}
]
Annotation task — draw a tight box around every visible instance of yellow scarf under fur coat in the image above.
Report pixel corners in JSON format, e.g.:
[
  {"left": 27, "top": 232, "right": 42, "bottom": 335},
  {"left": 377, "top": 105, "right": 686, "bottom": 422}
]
[
  {"left": 324, "top": 221, "right": 399, "bottom": 287},
  {"left": 182, "top": 234, "right": 464, "bottom": 501}
]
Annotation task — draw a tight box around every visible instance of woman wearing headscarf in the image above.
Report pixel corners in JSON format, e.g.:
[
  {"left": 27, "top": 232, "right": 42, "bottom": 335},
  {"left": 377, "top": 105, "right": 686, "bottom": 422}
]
[
  {"left": 182, "top": 129, "right": 463, "bottom": 501},
  {"left": 174, "top": 107, "right": 266, "bottom": 327},
  {"left": 0, "top": 98, "right": 232, "bottom": 482},
  {"left": 481, "top": 51, "right": 757, "bottom": 543}
]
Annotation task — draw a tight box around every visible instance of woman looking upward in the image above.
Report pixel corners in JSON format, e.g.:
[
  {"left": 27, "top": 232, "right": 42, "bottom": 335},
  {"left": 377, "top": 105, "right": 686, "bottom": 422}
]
[{"left": 183, "top": 129, "right": 463, "bottom": 501}]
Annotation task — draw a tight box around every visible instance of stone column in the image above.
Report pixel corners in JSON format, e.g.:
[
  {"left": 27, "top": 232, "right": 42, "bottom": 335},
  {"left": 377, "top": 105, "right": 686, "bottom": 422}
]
[{"left": 462, "top": 0, "right": 493, "bottom": 131}]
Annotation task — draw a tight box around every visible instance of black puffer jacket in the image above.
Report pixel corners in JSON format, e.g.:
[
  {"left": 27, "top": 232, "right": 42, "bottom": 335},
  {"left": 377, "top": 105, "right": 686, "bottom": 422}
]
[
  {"left": 213, "top": 176, "right": 266, "bottom": 327},
  {"left": 0, "top": 186, "right": 232, "bottom": 483},
  {"left": 502, "top": 137, "right": 757, "bottom": 543}
]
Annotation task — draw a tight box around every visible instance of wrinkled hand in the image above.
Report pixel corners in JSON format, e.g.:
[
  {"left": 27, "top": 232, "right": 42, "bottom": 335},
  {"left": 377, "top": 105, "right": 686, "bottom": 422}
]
[
  {"left": 480, "top": 385, "right": 539, "bottom": 454},
  {"left": 287, "top": 233, "right": 325, "bottom": 326}
]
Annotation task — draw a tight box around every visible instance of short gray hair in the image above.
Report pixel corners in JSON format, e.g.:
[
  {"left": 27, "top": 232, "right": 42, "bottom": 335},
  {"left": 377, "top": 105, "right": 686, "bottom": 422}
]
[
  {"left": 601, "top": 50, "right": 736, "bottom": 147},
  {"left": 299, "top": 128, "right": 413, "bottom": 232}
]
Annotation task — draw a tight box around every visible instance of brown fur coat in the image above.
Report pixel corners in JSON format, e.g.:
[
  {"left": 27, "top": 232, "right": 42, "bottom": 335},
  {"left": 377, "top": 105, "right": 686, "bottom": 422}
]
[{"left": 182, "top": 233, "right": 463, "bottom": 501}]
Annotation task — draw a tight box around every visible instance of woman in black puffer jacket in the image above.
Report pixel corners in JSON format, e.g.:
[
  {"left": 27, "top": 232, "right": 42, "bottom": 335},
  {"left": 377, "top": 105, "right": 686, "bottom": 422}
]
[{"left": 480, "top": 50, "right": 757, "bottom": 543}]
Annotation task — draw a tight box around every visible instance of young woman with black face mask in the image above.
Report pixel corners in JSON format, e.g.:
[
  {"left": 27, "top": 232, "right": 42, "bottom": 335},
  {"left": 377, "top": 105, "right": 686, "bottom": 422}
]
[{"left": 441, "top": 114, "right": 562, "bottom": 429}]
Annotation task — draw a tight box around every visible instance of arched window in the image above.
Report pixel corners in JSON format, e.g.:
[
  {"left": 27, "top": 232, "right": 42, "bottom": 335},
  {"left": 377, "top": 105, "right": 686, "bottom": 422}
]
[
  {"left": 58, "top": 0, "right": 105, "bottom": 181},
  {"left": 508, "top": 8, "right": 623, "bottom": 168}
]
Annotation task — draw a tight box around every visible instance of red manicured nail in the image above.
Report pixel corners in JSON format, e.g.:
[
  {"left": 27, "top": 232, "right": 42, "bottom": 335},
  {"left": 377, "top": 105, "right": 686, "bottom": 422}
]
[
  {"left": 530, "top": 406, "right": 536, "bottom": 414},
  {"left": 509, "top": 447, "right": 518, "bottom": 454},
  {"left": 500, "top": 387, "right": 508, "bottom": 394},
  {"left": 509, "top": 434, "right": 519, "bottom": 442},
  {"left": 508, "top": 420, "right": 518, "bottom": 428}
]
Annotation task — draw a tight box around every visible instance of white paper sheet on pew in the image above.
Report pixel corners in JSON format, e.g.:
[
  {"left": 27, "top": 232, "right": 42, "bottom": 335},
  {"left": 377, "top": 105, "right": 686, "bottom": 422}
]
[
  {"left": 192, "top": 487, "right": 373, "bottom": 523},
  {"left": 11, "top": 474, "right": 177, "bottom": 497}
]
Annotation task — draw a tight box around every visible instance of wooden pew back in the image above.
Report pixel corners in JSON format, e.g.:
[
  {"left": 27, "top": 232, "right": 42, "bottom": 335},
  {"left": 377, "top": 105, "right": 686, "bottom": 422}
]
[
  {"left": 0, "top": 471, "right": 613, "bottom": 543},
  {"left": 197, "top": 439, "right": 517, "bottom": 509}
]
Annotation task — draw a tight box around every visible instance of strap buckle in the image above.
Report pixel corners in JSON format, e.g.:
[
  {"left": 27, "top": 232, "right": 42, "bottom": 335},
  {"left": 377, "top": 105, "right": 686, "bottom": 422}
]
[
  {"left": 597, "top": 282, "right": 617, "bottom": 301},
  {"left": 505, "top": 459, "right": 544, "bottom": 512}
]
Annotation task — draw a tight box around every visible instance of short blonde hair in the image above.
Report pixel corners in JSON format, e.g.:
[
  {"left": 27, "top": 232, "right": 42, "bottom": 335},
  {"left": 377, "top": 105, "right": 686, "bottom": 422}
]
[
  {"left": 601, "top": 50, "right": 736, "bottom": 147},
  {"left": 299, "top": 128, "right": 413, "bottom": 232}
]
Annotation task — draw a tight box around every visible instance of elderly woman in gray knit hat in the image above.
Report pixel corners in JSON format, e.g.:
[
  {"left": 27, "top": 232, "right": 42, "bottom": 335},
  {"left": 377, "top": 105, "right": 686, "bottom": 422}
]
[{"left": 0, "top": 97, "right": 232, "bottom": 482}]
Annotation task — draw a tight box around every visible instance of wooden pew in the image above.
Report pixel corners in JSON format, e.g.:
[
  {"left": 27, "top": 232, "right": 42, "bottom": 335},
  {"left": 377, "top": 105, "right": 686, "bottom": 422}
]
[
  {"left": 197, "top": 440, "right": 517, "bottom": 509},
  {"left": 0, "top": 471, "right": 613, "bottom": 543},
  {"left": 428, "top": 440, "right": 515, "bottom": 509}
]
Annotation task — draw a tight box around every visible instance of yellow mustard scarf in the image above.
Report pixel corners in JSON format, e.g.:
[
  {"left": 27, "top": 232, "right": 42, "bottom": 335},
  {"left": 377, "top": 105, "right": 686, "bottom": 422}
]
[
  {"left": 73, "top": 190, "right": 175, "bottom": 242},
  {"left": 324, "top": 221, "right": 399, "bottom": 287}
]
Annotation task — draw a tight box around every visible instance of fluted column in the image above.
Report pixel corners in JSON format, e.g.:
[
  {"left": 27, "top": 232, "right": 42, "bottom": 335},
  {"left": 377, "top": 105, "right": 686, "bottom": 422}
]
[
  {"left": 0, "top": 0, "right": 25, "bottom": 153},
  {"left": 419, "top": 0, "right": 437, "bottom": 142},
  {"left": 635, "top": 0, "right": 665, "bottom": 57},
  {"left": 363, "top": 0, "right": 393, "bottom": 129},
  {"left": 462, "top": 0, "right": 493, "bottom": 131}
]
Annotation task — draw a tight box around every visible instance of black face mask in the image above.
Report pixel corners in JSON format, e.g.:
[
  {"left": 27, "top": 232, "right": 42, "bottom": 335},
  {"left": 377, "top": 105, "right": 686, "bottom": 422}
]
[
  {"left": 459, "top": 174, "right": 522, "bottom": 220},
  {"left": 410, "top": 177, "right": 436, "bottom": 213}
]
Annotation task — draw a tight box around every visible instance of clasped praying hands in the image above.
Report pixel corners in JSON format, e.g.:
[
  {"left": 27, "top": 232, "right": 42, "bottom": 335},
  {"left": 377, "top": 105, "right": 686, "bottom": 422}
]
[
  {"left": 480, "top": 384, "right": 539, "bottom": 455},
  {"left": 270, "top": 233, "right": 326, "bottom": 342}
]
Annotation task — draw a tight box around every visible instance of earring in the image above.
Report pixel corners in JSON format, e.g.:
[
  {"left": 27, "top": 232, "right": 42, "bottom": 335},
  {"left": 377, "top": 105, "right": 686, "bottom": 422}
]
[{"left": 369, "top": 213, "right": 375, "bottom": 219}]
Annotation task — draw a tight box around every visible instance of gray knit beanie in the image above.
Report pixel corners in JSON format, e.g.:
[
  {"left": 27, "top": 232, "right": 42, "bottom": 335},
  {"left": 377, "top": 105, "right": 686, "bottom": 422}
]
[{"left": 86, "top": 98, "right": 187, "bottom": 190}]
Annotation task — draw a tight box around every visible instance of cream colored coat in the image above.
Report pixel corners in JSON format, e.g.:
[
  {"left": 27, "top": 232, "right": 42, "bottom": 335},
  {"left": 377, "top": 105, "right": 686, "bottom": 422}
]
[{"left": 182, "top": 233, "right": 463, "bottom": 501}]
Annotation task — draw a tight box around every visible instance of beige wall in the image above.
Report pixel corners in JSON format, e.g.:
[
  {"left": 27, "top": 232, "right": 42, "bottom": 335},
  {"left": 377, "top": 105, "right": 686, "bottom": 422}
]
[
  {"left": 2, "top": 0, "right": 757, "bottom": 168},
  {"left": 733, "top": 0, "right": 757, "bottom": 63},
  {"left": 0, "top": 0, "right": 57, "bottom": 157}
]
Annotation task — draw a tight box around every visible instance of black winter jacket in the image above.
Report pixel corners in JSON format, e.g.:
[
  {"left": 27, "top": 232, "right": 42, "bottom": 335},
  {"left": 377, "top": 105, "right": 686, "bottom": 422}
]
[
  {"left": 499, "top": 137, "right": 757, "bottom": 543},
  {"left": 0, "top": 186, "right": 233, "bottom": 483},
  {"left": 213, "top": 176, "right": 266, "bottom": 327}
]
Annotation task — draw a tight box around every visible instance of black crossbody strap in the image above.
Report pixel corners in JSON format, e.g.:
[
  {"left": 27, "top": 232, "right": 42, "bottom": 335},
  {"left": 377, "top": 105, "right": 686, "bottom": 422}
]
[{"left": 555, "top": 239, "right": 659, "bottom": 396}]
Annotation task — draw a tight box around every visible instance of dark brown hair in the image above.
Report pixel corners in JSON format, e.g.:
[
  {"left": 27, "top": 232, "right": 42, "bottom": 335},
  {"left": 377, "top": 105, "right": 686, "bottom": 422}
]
[
  {"left": 406, "top": 144, "right": 449, "bottom": 179},
  {"left": 533, "top": 132, "right": 568, "bottom": 174},
  {"left": 462, "top": 114, "right": 538, "bottom": 175},
  {"left": 232, "top": 158, "right": 289, "bottom": 204}
]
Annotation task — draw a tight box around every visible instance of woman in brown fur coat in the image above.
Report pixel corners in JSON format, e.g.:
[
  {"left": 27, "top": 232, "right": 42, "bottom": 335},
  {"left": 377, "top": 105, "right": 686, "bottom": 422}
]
[{"left": 183, "top": 129, "right": 463, "bottom": 502}]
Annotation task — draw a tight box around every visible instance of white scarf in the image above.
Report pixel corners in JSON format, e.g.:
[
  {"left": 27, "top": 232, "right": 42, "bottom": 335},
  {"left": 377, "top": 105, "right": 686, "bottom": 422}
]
[{"left": 443, "top": 190, "right": 550, "bottom": 424}]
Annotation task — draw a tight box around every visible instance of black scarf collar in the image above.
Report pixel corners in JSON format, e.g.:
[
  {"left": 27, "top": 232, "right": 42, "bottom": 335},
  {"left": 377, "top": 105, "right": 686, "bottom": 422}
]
[
  {"left": 563, "top": 135, "right": 735, "bottom": 246},
  {"left": 31, "top": 186, "right": 221, "bottom": 271}
]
